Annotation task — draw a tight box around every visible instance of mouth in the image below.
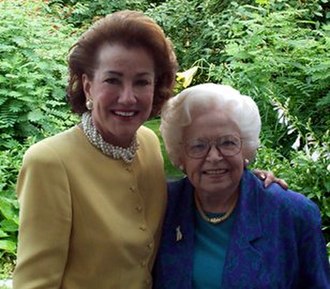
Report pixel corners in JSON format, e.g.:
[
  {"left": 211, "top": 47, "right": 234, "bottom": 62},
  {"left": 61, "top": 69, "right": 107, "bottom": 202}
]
[
  {"left": 112, "top": 110, "right": 137, "bottom": 117},
  {"left": 203, "top": 169, "right": 228, "bottom": 175}
]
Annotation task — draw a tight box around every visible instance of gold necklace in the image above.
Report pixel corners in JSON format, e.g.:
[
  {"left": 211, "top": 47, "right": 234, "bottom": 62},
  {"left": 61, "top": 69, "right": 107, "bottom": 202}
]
[{"left": 194, "top": 193, "right": 237, "bottom": 224}]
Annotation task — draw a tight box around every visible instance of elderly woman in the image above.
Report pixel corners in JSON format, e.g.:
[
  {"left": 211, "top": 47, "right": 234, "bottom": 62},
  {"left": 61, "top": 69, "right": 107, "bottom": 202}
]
[{"left": 153, "top": 83, "right": 330, "bottom": 289}]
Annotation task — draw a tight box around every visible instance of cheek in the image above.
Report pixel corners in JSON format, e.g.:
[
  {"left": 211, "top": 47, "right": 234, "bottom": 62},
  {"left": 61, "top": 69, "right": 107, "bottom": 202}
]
[
  {"left": 184, "top": 160, "right": 202, "bottom": 185},
  {"left": 231, "top": 157, "right": 244, "bottom": 178},
  {"left": 140, "top": 94, "right": 154, "bottom": 116},
  {"left": 143, "top": 90, "right": 155, "bottom": 105},
  {"left": 94, "top": 87, "right": 117, "bottom": 105}
]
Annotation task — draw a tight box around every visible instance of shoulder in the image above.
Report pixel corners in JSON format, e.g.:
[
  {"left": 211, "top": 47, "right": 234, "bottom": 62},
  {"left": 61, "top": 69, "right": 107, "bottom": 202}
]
[
  {"left": 137, "top": 125, "right": 159, "bottom": 144},
  {"left": 167, "top": 177, "right": 192, "bottom": 197},
  {"left": 265, "top": 183, "right": 319, "bottom": 211},
  {"left": 166, "top": 177, "right": 194, "bottom": 214},
  {"left": 258, "top": 182, "right": 321, "bottom": 226},
  {"left": 244, "top": 170, "right": 319, "bottom": 215},
  {"left": 242, "top": 170, "right": 321, "bottom": 227},
  {"left": 136, "top": 126, "right": 163, "bottom": 163},
  {"left": 23, "top": 127, "right": 79, "bottom": 165}
]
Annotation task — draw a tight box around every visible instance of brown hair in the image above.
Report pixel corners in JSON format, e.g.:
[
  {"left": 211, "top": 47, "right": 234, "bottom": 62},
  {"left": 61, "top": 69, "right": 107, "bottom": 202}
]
[{"left": 67, "top": 10, "right": 178, "bottom": 118}]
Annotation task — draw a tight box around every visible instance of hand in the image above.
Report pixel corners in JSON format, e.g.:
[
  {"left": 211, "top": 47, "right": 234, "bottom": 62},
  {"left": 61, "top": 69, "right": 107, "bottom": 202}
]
[{"left": 253, "top": 169, "right": 288, "bottom": 190}]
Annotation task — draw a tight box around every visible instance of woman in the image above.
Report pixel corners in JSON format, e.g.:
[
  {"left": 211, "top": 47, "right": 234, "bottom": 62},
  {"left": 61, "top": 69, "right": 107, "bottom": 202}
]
[
  {"left": 153, "top": 83, "right": 330, "bottom": 289},
  {"left": 13, "top": 10, "right": 286, "bottom": 289},
  {"left": 13, "top": 10, "right": 177, "bottom": 289}
]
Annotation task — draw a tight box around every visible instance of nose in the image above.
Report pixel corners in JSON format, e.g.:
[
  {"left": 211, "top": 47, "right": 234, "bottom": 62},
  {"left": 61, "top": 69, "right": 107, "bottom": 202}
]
[
  {"left": 118, "top": 84, "right": 137, "bottom": 105},
  {"left": 205, "top": 144, "right": 223, "bottom": 161}
]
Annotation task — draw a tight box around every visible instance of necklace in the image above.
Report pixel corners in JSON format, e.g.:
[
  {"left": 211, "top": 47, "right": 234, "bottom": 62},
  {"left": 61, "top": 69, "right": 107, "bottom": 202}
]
[
  {"left": 81, "top": 112, "right": 139, "bottom": 164},
  {"left": 194, "top": 193, "right": 237, "bottom": 224}
]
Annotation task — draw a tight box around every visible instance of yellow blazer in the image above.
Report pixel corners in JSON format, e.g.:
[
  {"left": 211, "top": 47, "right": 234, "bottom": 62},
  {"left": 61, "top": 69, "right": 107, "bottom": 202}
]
[{"left": 13, "top": 125, "right": 167, "bottom": 289}]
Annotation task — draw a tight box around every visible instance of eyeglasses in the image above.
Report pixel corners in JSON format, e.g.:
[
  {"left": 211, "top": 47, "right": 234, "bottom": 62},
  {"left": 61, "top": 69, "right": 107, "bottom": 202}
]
[{"left": 184, "top": 135, "right": 242, "bottom": 159}]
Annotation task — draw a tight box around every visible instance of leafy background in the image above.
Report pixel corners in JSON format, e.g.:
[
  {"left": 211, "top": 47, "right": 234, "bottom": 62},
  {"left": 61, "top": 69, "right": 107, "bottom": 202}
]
[{"left": 0, "top": 0, "right": 329, "bottom": 280}]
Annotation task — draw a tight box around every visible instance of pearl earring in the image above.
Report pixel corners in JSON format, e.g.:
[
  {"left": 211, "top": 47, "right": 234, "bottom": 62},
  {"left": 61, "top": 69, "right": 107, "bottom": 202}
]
[
  {"left": 244, "top": 159, "right": 250, "bottom": 167},
  {"left": 179, "top": 165, "right": 186, "bottom": 174},
  {"left": 86, "top": 98, "right": 93, "bottom": 110}
]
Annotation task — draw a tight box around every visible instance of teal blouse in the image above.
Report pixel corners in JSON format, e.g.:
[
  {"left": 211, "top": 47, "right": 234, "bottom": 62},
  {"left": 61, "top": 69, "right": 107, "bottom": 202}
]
[{"left": 193, "top": 209, "right": 236, "bottom": 289}]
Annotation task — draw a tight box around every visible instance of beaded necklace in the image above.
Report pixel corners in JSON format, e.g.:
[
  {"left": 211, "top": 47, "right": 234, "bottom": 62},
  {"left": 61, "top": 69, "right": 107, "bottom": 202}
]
[
  {"left": 194, "top": 193, "right": 237, "bottom": 224},
  {"left": 81, "top": 112, "right": 139, "bottom": 164}
]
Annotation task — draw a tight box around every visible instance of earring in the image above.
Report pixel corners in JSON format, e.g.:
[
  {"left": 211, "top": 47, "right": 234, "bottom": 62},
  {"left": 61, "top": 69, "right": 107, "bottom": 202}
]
[
  {"left": 179, "top": 165, "right": 186, "bottom": 174},
  {"left": 244, "top": 159, "right": 250, "bottom": 167},
  {"left": 86, "top": 98, "right": 93, "bottom": 110}
]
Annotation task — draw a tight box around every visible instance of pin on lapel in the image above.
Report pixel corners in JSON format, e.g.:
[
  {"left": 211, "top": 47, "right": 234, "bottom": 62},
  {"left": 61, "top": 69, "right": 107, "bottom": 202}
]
[{"left": 176, "top": 226, "right": 183, "bottom": 242}]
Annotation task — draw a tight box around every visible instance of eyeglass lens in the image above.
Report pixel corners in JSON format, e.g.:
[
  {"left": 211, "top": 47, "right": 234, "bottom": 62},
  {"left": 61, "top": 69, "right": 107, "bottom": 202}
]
[{"left": 185, "top": 135, "right": 241, "bottom": 158}]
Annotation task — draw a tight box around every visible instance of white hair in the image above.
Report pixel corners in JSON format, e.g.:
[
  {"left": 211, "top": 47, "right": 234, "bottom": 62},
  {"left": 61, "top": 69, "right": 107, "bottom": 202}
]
[{"left": 160, "top": 83, "right": 261, "bottom": 168}]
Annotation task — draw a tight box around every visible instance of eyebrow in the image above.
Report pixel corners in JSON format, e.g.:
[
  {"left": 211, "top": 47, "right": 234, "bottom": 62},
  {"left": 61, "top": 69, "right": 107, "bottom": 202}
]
[{"left": 105, "top": 71, "right": 154, "bottom": 77}]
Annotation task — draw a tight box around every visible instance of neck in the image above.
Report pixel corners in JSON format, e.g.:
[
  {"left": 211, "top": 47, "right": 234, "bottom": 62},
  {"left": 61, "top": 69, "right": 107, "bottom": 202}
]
[
  {"left": 81, "top": 112, "right": 139, "bottom": 163},
  {"left": 196, "top": 189, "right": 239, "bottom": 213},
  {"left": 92, "top": 119, "right": 133, "bottom": 148}
]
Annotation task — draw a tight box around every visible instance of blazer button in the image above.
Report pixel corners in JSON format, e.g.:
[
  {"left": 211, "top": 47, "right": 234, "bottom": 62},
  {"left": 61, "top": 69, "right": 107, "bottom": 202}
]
[{"left": 139, "top": 225, "right": 147, "bottom": 231}]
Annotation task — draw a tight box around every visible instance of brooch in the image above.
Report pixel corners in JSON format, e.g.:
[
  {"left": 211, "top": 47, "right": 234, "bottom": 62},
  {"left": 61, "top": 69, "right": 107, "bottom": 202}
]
[{"left": 176, "top": 226, "right": 183, "bottom": 242}]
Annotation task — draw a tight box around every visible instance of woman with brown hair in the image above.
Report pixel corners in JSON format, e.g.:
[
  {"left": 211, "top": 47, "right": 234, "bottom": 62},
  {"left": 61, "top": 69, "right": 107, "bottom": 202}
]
[{"left": 13, "top": 10, "right": 177, "bottom": 289}]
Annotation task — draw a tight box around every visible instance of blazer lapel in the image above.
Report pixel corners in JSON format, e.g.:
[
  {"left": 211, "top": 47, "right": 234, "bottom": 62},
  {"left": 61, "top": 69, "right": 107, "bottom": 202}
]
[
  {"left": 156, "top": 178, "right": 196, "bottom": 289},
  {"left": 222, "top": 170, "right": 264, "bottom": 287}
]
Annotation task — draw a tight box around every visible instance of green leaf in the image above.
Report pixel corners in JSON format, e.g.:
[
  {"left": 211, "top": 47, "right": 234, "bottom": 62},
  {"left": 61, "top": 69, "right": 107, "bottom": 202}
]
[
  {"left": 28, "top": 109, "right": 44, "bottom": 122},
  {"left": 0, "top": 220, "right": 18, "bottom": 233},
  {"left": 0, "top": 240, "right": 16, "bottom": 253},
  {"left": 0, "top": 229, "right": 8, "bottom": 238},
  {"left": 0, "top": 197, "right": 17, "bottom": 221}
]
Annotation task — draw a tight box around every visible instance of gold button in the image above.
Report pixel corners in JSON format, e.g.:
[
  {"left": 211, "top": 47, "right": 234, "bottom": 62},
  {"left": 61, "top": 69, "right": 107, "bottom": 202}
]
[
  {"left": 140, "top": 225, "right": 147, "bottom": 231},
  {"left": 129, "top": 186, "right": 135, "bottom": 192},
  {"left": 147, "top": 243, "right": 153, "bottom": 249},
  {"left": 140, "top": 260, "right": 147, "bottom": 267},
  {"left": 136, "top": 206, "right": 143, "bottom": 212}
]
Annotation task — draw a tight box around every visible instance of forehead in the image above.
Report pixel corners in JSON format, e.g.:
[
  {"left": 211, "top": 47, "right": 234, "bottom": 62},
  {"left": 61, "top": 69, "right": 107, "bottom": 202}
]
[
  {"left": 96, "top": 43, "right": 155, "bottom": 71},
  {"left": 183, "top": 107, "right": 241, "bottom": 139}
]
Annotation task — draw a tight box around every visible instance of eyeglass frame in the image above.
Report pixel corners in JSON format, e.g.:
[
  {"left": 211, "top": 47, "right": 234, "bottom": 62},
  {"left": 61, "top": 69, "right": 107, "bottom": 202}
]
[{"left": 182, "top": 134, "right": 243, "bottom": 159}]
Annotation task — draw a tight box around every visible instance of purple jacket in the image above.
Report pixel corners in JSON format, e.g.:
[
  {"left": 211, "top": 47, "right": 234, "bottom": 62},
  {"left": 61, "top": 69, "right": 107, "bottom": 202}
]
[{"left": 153, "top": 170, "right": 330, "bottom": 289}]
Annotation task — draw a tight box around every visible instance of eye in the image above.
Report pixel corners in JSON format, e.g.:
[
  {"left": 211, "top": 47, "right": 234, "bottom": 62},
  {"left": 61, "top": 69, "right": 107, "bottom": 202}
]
[
  {"left": 104, "top": 77, "right": 121, "bottom": 85},
  {"left": 188, "top": 141, "right": 208, "bottom": 153},
  {"left": 219, "top": 136, "right": 240, "bottom": 148},
  {"left": 135, "top": 79, "right": 152, "bottom": 86}
]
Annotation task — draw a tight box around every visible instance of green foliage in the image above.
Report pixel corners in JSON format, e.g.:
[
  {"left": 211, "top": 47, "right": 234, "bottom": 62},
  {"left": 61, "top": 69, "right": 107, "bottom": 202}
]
[
  {"left": 145, "top": 119, "right": 183, "bottom": 180},
  {"left": 0, "top": 0, "right": 329, "bottom": 273},
  {"left": 47, "top": 0, "right": 151, "bottom": 27},
  {"left": 148, "top": 1, "right": 330, "bottom": 151},
  {"left": 0, "top": 0, "right": 78, "bottom": 150},
  {"left": 209, "top": 4, "right": 330, "bottom": 151},
  {"left": 0, "top": 0, "right": 79, "bottom": 273},
  {"left": 0, "top": 143, "right": 27, "bottom": 277},
  {"left": 0, "top": 284, "right": 12, "bottom": 289}
]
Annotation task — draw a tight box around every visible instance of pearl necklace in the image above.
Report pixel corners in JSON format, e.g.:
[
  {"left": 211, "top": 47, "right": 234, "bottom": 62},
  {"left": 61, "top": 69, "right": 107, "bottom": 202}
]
[
  {"left": 81, "top": 112, "right": 139, "bottom": 164},
  {"left": 194, "top": 193, "right": 237, "bottom": 224}
]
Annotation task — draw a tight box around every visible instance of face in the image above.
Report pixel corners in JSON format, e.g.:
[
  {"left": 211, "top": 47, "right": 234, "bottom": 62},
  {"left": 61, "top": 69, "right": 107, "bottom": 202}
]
[
  {"left": 180, "top": 108, "right": 245, "bottom": 198},
  {"left": 83, "top": 43, "right": 155, "bottom": 147}
]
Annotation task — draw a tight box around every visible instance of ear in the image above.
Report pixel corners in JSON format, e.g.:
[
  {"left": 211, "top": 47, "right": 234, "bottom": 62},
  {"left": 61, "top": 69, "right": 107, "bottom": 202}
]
[
  {"left": 242, "top": 147, "right": 256, "bottom": 165},
  {"left": 177, "top": 157, "right": 186, "bottom": 174},
  {"left": 82, "top": 74, "right": 92, "bottom": 99}
]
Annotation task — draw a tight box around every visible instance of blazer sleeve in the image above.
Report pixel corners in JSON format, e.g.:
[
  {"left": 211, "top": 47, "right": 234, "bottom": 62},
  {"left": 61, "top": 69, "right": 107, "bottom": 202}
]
[
  {"left": 13, "top": 142, "right": 72, "bottom": 289},
  {"left": 297, "top": 200, "right": 330, "bottom": 288}
]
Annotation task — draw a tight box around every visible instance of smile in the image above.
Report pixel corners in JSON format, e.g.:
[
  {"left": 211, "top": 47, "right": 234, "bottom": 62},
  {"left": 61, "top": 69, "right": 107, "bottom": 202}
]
[
  {"left": 113, "top": 111, "right": 137, "bottom": 117},
  {"left": 203, "top": 169, "right": 228, "bottom": 175}
]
